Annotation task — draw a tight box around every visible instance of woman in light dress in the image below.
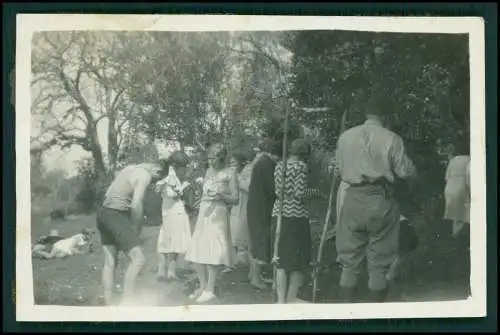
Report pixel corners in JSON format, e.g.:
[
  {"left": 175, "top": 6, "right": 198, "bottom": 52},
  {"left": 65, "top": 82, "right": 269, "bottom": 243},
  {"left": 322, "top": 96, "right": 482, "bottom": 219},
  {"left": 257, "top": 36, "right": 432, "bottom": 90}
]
[
  {"left": 224, "top": 150, "right": 255, "bottom": 272},
  {"left": 443, "top": 140, "right": 470, "bottom": 238},
  {"left": 185, "top": 143, "right": 240, "bottom": 303},
  {"left": 155, "top": 151, "right": 192, "bottom": 281}
]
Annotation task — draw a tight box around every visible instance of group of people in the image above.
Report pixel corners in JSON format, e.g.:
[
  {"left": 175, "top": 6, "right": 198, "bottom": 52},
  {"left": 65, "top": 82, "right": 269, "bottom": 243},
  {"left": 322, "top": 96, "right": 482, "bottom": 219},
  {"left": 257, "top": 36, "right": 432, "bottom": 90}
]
[
  {"left": 95, "top": 132, "right": 323, "bottom": 305},
  {"left": 95, "top": 91, "right": 471, "bottom": 306}
]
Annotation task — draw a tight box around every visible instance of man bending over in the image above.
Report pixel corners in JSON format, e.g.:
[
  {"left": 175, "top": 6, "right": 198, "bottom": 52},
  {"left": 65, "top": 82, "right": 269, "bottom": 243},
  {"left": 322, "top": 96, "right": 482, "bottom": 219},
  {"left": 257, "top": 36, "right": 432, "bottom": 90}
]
[{"left": 97, "top": 160, "right": 170, "bottom": 305}]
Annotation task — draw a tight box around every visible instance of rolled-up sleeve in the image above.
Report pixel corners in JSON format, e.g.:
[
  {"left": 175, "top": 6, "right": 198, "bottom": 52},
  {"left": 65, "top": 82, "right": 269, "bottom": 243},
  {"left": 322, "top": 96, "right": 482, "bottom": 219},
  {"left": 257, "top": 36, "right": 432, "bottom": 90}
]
[
  {"left": 333, "top": 146, "right": 341, "bottom": 179},
  {"left": 390, "top": 135, "right": 417, "bottom": 179}
]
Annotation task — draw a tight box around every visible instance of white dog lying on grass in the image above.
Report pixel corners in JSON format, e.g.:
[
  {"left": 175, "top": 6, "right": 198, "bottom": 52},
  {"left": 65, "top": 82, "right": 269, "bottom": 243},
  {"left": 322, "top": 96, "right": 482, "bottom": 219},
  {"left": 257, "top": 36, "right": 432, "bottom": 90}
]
[{"left": 32, "top": 229, "right": 95, "bottom": 260}]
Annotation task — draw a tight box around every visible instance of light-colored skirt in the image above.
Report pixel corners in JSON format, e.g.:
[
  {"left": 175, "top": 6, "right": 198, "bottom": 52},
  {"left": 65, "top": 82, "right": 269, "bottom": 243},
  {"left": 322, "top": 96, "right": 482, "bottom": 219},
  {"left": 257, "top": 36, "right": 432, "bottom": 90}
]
[
  {"left": 230, "top": 192, "right": 250, "bottom": 249},
  {"left": 444, "top": 177, "right": 470, "bottom": 223},
  {"left": 157, "top": 202, "right": 192, "bottom": 254},
  {"left": 185, "top": 200, "right": 232, "bottom": 266}
]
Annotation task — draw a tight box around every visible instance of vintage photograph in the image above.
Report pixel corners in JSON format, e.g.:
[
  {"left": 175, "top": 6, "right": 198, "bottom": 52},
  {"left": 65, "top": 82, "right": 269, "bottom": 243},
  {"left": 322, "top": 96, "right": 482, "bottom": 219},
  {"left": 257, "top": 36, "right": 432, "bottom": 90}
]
[{"left": 16, "top": 15, "right": 486, "bottom": 321}]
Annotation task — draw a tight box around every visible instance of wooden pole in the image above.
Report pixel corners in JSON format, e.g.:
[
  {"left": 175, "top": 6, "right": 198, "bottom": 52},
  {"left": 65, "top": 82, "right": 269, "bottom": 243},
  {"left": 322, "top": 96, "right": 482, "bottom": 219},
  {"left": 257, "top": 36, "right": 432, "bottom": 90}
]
[
  {"left": 271, "top": 104, "right": 291, "bottom": 296},
  {"left": 311, "top": 108, "right": 349, "bottom": 302},
  {"left": 312, "top": 176, "right": 337, "bottom": 302}
]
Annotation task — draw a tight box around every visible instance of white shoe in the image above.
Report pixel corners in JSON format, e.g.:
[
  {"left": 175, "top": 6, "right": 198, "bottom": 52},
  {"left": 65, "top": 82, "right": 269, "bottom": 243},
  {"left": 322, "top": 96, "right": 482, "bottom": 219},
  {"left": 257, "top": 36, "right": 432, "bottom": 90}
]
[
  {"left": 189, "top": 288, "right": 202, "bottom": 300},
  {"left": 167, "top": 272, "right": 180, "bottom": 281},
  {"left": 196, "top": 291, "right": 216, "bottom": 303},
  {"left": 261, "top": 275, "right": 273, "bottom": 284},
  {"left": 222, "top": 267, "right": 234, "bottom": 273}
]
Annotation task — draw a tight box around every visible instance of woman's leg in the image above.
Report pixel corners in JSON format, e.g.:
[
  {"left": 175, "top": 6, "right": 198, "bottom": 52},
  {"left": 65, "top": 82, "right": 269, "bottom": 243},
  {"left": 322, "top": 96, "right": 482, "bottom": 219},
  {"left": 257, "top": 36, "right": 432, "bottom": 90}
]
[
  {"left": 196, "top": 264, "right": 219, "bottom": 302},
  {"left": 223, "top": 247, "right": 238, "bottom": 273},
  {"left": 250, "top": 260, "right": 268, "bottom": 289},
  {"left": 276, "top": 268, "right": 287, "bottom": 303},
  {"left": 157, "top": 253, "right": 167, "bottom": 279},
  {"left": 190, "top": 263, "right": 207, "bottom": 299},
  {"left": 286, "top": 271, "right": 304, "bottom": 303},
  {"left": 247, "top": 252, "right": 254, "bottom": 281},
  {"left": 206, "top": 265, "right": 219, "bottom": 293},
  {"left": 167, "top": 253, "right": 179, "bottom": 279}
]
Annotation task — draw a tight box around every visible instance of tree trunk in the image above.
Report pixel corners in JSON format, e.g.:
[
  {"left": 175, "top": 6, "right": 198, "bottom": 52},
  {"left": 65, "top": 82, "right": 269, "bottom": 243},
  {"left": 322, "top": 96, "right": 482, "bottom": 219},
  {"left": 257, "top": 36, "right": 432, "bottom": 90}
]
[
  {"left": 88, "top": 124, "right": 107, "bottom": 182},
  {"left": 108, "top": 114, "right": 118, "bottom": 174}
]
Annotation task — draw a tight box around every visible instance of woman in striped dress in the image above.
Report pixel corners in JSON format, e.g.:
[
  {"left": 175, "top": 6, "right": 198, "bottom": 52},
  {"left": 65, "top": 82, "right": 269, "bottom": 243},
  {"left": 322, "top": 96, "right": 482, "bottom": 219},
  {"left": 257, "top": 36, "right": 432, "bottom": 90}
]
[{"left": 272, "top": 139, "right": 322, "bottom": 304}]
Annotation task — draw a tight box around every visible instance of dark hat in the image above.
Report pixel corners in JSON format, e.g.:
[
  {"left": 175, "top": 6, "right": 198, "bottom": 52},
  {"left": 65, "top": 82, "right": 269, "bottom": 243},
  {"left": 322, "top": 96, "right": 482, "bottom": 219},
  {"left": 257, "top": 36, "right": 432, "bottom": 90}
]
[
  {"left": 290, "top": 138, "right": 311, "bottom": 157},
  {"left": 365, "top": 91, "right": 394, "bottom": 116},
  {"left": 168, "top": 150, "right": 190, "bottom": 167}
]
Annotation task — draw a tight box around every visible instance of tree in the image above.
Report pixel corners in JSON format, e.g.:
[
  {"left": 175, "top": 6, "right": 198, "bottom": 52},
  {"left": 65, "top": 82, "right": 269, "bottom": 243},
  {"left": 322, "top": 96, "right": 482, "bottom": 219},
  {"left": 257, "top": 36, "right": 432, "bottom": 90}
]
[
  {"left": 285, "top": 30, "right": 470, "bottom": 211},
  {"left": 31, "top": 31, "right": 138, "bottom": 179},
  {"left": 30, "top": 151, "right": 51, "bottom": 198},
  {"left": 113, "top": 31, "right": 231, "bottom": 149},
  {"left": 117, "top": 31, "right": 291, "bottom": 152},
  {"left": 284, "top": 31, "right": 469, "bottom": 147}
]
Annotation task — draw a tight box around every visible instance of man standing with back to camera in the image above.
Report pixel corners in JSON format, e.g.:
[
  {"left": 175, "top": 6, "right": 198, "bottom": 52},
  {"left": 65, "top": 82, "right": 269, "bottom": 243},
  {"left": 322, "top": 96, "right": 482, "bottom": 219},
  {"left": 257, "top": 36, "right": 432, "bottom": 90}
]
[
  {"left": 96, "top": 159, "right": 171, "bottom": 305},
  {"left": 334, "top": 91, "right": 417, "bottom": 303}
]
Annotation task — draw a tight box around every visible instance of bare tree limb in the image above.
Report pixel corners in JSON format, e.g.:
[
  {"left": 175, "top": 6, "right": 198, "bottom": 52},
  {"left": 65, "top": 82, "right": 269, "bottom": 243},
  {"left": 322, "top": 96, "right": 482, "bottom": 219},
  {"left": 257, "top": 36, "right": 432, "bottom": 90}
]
[{"left": 110, "top": 89, "right": 125, "bottom": 112}]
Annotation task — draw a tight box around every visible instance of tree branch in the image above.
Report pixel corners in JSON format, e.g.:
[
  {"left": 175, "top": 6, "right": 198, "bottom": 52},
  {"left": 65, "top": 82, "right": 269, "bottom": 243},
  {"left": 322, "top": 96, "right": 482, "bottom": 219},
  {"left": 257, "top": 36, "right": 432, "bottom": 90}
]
[
  {"left": 110, "top": 89, "right": 125, "bottom": 113},
  {"left": 95, "top": 114, "right": 108, "bottom": 125},
  {"left": 30, "top": 138, "right": 58, "bottom": 154},
  {"left": 58, "top": 68, "right": 95, "bottom": 124}
]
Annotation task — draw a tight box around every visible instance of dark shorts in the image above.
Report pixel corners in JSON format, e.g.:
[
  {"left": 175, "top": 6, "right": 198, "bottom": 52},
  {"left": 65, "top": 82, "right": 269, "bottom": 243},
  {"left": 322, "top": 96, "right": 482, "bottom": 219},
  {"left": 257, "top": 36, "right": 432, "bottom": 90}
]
[
  {"left": 96, "top": 206, "right": 141, "bottom": 252},
  {"left": 271, "top": 216, "right": 312, "bottom": 273}
]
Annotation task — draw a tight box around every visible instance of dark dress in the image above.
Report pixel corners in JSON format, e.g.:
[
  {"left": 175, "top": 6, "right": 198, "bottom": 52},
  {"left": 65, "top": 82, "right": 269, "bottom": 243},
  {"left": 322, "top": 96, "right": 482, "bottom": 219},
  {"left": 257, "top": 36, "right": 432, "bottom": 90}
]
[
  {"left": 247, "top": 153, "right": 276, "bottom": 264},
  {"left": 271, "top": 160, "right": 319, "bottom": 273},
  {"left": 181, "top": 181, "right": 202, "bottom": 234}
]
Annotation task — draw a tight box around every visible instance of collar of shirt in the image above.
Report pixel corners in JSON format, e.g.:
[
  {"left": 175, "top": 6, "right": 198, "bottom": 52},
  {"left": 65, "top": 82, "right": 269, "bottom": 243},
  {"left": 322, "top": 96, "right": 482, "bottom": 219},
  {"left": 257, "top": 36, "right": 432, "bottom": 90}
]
[{"left": 364, "top": 119, "right": 384, "bottom": 127}]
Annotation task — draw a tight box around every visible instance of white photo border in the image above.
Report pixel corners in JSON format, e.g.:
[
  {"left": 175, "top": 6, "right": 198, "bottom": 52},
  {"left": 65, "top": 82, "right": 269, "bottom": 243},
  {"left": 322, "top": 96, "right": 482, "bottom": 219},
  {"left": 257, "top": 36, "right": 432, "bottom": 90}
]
[{"left": 16, "top": 14, "right": 487, "bottom": 322}]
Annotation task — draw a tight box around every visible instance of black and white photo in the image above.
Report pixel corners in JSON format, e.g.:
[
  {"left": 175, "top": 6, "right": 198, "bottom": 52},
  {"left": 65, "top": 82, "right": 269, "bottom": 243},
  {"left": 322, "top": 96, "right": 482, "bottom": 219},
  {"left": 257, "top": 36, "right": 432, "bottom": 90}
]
[{"left": 16, "top": 14, "right": 486, "bottom": 321}]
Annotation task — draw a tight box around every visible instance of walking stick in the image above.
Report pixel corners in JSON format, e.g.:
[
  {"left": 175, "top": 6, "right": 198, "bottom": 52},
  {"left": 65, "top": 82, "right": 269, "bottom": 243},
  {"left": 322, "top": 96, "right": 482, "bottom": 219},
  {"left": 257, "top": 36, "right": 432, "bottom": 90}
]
[
  {"left": 312, "top": 175, "right": 338, "bottom": 302},
  {"left": 311, "top": 110, "right": 348, "bottom": 302},
  {"left": 271, "top": 105, "right": 291, "bottom": 297}
]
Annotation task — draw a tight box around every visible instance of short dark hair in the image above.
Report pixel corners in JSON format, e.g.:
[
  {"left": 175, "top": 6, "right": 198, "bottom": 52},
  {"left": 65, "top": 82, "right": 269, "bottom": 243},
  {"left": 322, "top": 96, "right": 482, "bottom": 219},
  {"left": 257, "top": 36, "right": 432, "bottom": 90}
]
[
  {"left": 158, "top": 151, "right": 190, "bottom": 175},
  {"left": 366, "top": 91, "right": 393, "bottom": 117},
  {"left": 454, "top": 138, "right": 470, "bottom": 156},
  {"left": 168, "top": 150, "right": 190, "bottom": 167},
  {"left": 230, "top": 150, "right": 247, "bottom": 164},
  {"left": 290, "top": 138, "right": 312, "bottom": 162},
  {"left": 258, "top": 138, "right": 282, "bottom": 157},
  {"left": 209, "top": 143, "right": 228, "bottom": 163}
]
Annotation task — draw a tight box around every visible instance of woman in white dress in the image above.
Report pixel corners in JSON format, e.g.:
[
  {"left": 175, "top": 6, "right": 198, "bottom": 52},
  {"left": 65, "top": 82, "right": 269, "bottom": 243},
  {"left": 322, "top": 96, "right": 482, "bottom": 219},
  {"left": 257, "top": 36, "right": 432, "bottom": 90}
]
[
  {"left": 156, "top": 151, "right": 192, "bottom": 281},
  {"left": 223, "top": 151, "right": 255, "bottom": 272},
  {"left": 185, "top": 143, "right": 240, "bottom": 303},
  {"left": 444, "top": 144, "right": 471, "bottom": 238}
]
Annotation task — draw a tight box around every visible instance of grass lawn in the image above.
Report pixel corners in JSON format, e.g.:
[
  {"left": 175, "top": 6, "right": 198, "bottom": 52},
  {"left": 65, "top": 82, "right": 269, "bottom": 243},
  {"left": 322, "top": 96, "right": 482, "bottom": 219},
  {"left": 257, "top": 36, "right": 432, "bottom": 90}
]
[
  {"left": 31, "top": 214, "right": 275, "bottom": 306},
  {"left": 31, "top": 210, "right": 470, "bottom": 306}
]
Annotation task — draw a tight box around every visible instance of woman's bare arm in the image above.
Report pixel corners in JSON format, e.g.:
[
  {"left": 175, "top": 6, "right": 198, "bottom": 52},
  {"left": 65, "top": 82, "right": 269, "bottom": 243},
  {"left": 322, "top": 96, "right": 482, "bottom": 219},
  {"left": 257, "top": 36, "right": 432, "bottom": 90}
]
[{"left": 216, "top": 170, "right": 240, "bottom": 206}]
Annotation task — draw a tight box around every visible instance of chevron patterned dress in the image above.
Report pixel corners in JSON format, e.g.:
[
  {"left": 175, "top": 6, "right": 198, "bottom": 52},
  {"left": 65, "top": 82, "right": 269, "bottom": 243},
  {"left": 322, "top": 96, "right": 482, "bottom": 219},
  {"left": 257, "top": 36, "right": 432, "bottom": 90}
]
[{"left": 271, "top": 159, "right": 320, "bottom": 272}]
